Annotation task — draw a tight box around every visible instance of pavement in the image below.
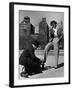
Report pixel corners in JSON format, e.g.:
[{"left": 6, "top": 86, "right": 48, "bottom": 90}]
[{"left": 19, "top": 49, "right": 64, "bottom": 79}]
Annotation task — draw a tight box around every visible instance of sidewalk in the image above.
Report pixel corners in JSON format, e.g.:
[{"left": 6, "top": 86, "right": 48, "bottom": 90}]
[{"left": 19, "top": 49, "right": 64, "bottom": 79}]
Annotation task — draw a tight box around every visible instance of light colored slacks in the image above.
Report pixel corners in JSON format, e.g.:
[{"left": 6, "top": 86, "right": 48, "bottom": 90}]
[{"left": 44, "top": 37, "right": 59, "bottom": 67}]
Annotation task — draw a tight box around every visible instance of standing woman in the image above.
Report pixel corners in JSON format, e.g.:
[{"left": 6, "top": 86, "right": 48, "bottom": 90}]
[{"left": 44, "top": 20, "right": 62, "bottom": 68}]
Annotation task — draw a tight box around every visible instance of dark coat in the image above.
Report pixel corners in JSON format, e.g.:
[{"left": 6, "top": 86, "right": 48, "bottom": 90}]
[{"left": 19, "top": 40, "right": 41, "bottom": 74}]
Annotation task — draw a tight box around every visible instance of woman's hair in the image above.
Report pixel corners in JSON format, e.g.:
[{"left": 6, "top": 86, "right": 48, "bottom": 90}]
[{"left": 50, "top": 20, "right": 57, "bottom": 26}]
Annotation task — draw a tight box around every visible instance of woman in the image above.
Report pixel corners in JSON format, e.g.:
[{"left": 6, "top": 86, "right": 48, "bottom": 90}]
[{"left": 44, "top": 20, "right": 60, "bottom": 69}]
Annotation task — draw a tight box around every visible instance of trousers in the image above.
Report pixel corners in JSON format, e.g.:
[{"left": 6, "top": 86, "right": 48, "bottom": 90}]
[{"left": 44, "top": 37, "right": 59, "bottom": 67}]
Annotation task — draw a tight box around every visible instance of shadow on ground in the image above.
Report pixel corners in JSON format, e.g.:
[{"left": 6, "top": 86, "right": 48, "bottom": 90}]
[
  {"left": 29, "top": 63, "right": 64, "bottom": 76},
  {"left": 43, "top": 62, "right": 64, "bottom": 71}
]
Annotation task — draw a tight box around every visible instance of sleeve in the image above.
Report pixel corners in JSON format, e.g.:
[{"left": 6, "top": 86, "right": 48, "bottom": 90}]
[
  {"left": 30, "top": 24, "right": 35, "bottom": 34},
  {"left": 49, "top": 29, "right": 54, "bottom": 42}
]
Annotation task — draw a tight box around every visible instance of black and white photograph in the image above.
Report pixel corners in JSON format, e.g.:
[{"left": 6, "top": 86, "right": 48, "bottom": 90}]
[
  {"left": 9, "top": 2, "right": 70, "bottom": 87},
  {"left": 19, "top": 10, "right": 64, "bottom": 79}
]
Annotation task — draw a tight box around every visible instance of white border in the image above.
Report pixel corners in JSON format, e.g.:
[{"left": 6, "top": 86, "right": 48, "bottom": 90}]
[{"left": 14, "top": 4, "right": 69, "bottom": 86}]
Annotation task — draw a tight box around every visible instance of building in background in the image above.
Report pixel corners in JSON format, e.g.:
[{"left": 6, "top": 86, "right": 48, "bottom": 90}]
[
  {"left": 19, "top": 16, "right": 35, "bottom": 49},
  {"left": 19, "top": 16, "right": 64, "bottom": 50},
  {"left": 38, "top": 17, "right": 49, "bottom": 49}
]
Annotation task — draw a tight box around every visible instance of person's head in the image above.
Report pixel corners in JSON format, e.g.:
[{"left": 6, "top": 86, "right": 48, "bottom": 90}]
[
  {"left": 42, "top": 17, "right": 46, "bottom": 22},
  {"left": 24, "top": 16, "right": 30, "bottom": 23},
  {"left": 32, "top": 40, "right": 39, "bottom": 50},
  {"left": 50, "top": 20, "right": 57, "bottom": 29}
]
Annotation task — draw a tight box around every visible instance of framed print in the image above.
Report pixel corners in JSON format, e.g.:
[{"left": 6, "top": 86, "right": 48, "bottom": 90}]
[{"left": 9, "top": 2, "right": 70, "bottom": 87}]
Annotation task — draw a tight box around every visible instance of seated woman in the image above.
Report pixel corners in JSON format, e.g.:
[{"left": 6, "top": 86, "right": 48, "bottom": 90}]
[{"left": 19, "top": 40, "right": 42, "bottom": 77}]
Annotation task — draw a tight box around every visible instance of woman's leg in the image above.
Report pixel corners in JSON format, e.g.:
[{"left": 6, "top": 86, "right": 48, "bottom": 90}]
[
  {"left": 44, "top": 42, "right": 53, "bottom": 63},
  {"left": 53, "top": 38, "right": 59, "bottom": 68}
]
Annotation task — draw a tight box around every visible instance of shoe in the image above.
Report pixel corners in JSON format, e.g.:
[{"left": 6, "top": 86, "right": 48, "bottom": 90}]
[
  {"left": 53, "top": 67, "right": 57, "bottom": 69},
  {"left": 42, "top": 64, "right": 45, "bottom": 70},
  {"left": 20, "top": 72, "right": 28, "bottom": 78},
  {"left": 54, "top": 67, "right": 57, "bottom": 69}
]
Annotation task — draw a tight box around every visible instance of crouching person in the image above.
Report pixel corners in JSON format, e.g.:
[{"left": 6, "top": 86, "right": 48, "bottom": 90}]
[{"left": 19, "top": 40, "right": 42, "bottom": 78}]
